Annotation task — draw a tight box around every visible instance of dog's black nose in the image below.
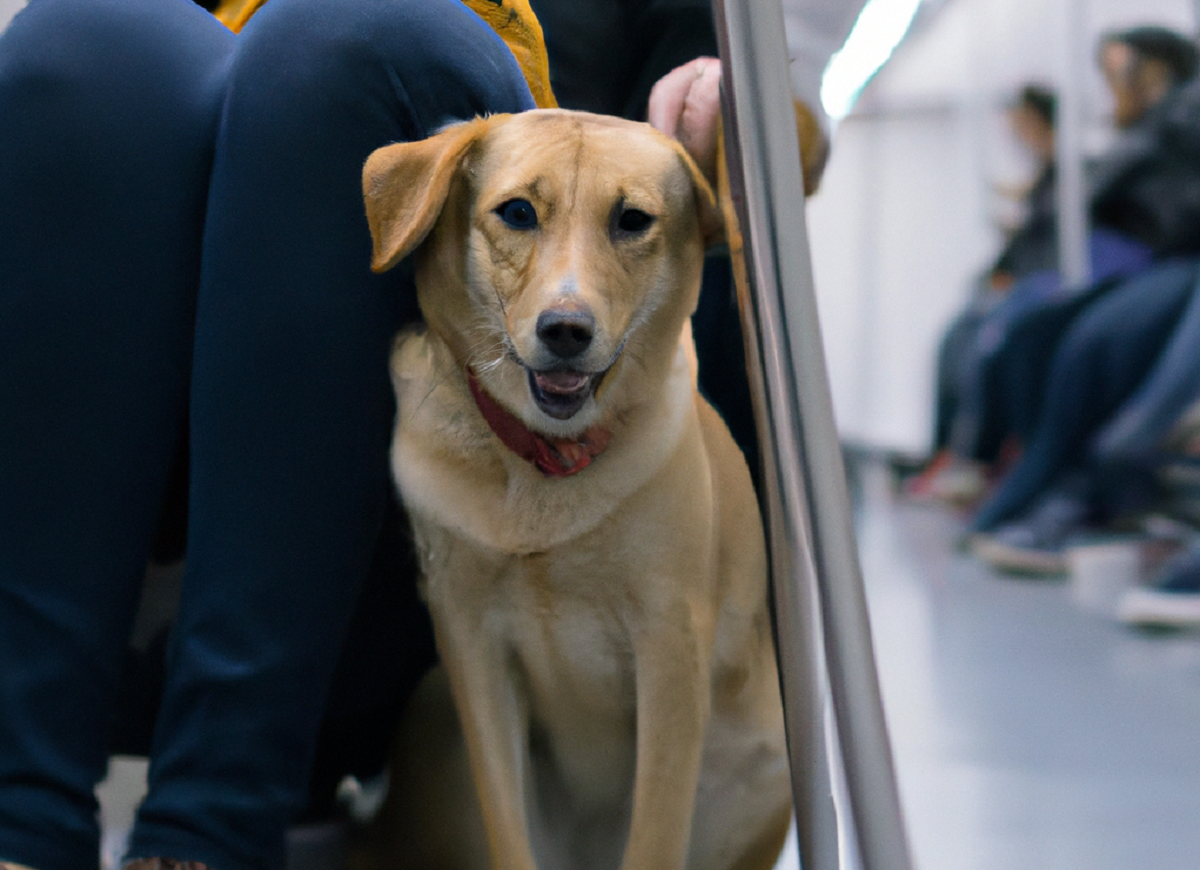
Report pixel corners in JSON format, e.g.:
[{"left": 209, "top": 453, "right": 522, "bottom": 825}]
[{"left": 536, "top": 310, "right": 595, "bottom": 359}]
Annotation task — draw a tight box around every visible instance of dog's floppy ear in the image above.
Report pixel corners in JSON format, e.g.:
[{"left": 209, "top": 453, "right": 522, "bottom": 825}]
[
  {"left": 362, "top": 117, "right": 497, "bottom": 274},
  {"left": 665, "top": 139, "right": 723, "bottom": 249}
]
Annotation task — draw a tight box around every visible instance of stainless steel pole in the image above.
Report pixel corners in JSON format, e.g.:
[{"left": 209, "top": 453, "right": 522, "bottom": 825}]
[
  {"left": 710, "top": 3, "right": 913, "bottom": 870},
  {"left": 1056, "top": 0, "right": 1090, "bottom": 287}
]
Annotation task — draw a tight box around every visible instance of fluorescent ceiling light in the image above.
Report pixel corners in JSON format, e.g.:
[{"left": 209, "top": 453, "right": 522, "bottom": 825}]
[{"left": 821, "top": 0, "right": 923, "bottom": 121}]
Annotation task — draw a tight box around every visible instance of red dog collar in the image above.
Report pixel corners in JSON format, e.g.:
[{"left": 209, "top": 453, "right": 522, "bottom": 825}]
[{"left": 466, "top": 369, "right": 610, "bottom": 477}]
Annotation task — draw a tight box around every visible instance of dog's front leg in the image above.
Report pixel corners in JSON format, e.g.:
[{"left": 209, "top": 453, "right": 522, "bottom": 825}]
[
  {"left": 427, "top": 576, "right": 539, "bottom": 870},
  {"left": 620, "top": 609, "right": 714, "bottom": 870}
]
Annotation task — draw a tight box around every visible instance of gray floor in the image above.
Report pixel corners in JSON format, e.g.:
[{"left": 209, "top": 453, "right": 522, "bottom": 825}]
[{"left": 856, "top": 461, "right": 1200, "bottom": 870}]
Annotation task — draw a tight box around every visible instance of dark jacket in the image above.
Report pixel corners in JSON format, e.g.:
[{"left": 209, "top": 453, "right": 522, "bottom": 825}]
[
  {"left": 1091, "top": 78, "right": 1200, "bottom": 256},
  {"left": 530, "top": 0, "right": 717, "bottom": 120},
  {"left": 994, "top": 163, "right": 1059, "bottom": 279}
]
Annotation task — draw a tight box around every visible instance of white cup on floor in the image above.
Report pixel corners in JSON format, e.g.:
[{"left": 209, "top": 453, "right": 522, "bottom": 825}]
[{"left": 1067, "top": 542, "right": 1142, "bottom": 616}]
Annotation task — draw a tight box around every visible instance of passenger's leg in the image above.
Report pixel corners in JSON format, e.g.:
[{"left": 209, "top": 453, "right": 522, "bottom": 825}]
[
  {"left": 992, "top": 282, "right": 1118, "bottom": 446},
  {"left": 127, "top": 3, "right": 533, "bottom": 868},
  {"left": 0, "top": 2, "right": 232, "bottom": 868},
  {"left": 971, "top": 259, "right": 1200, "bottom": 532},
  {"left": 1092, "top": 273, "right": 1200, "bottom": 462}
]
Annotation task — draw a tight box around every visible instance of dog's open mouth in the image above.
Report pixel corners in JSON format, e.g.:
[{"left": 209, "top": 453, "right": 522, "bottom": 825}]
[{"left": 528, "top": 368, "right": 604, "bottom": 420}]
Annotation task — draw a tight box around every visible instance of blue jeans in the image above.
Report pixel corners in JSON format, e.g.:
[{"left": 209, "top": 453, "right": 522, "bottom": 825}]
[
  {"left": 1091, "top": 266, "right": 1200, "bottom": 463},
  {"left": 971, "top": 258, "right": 1200, "bottom": 532},
  {"left": 0, "top": 1, "right": 532, "bottom": 868},
  {"left": 947, "top": 228, "right": 1152, "bottom": 460}
]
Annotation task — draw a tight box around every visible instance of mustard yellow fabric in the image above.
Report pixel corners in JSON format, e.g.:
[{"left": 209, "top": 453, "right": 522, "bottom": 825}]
[
  {"left": 458, "top": 0, "right": 556, "bottom": 108},
  {"left": 211, "top": 0, "right": 264, "bottom": 32},
  {"left": 210, "top": 0, "right": 557, "bottom": 108}
]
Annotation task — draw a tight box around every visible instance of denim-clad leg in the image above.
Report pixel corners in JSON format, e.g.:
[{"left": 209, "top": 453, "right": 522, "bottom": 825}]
[
  {"left": 1091, "top": 271, "right": 1200, "bottom": 462},
  {"left": 0, "top": 2, "right": 232, "bottom": 868},
  {"left": 971, "top": 258, "right": 1200, "bottom": 532},
  {"left": 126, "top": 2, "right": 534, "bottom": 869},
  {"left": 948, "top": 230, "right": 1152, "bottom": 462}
]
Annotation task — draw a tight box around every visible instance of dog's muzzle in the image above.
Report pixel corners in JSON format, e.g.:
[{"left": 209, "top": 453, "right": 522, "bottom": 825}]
[{"left": 527, "top": 308, "right": 607, "bottom": 420}]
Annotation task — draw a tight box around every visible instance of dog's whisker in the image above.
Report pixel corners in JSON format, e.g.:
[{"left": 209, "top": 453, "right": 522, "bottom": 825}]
[
  {"left": 463, "top": 327, "right": 512, "bottom": 377},
  {"left": 477, "top": 354, "right": 506, "bottom": 375}
]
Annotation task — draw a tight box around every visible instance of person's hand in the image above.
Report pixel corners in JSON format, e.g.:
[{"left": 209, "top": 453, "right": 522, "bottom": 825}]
[
  {"left": 649, "top": 57, "right": 830, "bottom": 196},
  {"left": 648, "top": 57, "right": 722, "bottom": 186}
]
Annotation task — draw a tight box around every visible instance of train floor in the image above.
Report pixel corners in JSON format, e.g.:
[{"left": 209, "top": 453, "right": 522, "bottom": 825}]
[
  {"left": 853, "top": 457, "right": 1200, "bottom": 870},
  {"left": 95, "top": 457, "right": 1200, "bottom": 870}
]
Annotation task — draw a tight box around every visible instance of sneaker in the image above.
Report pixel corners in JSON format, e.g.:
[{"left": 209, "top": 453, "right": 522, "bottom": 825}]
[
  {"left": 905, "top": 450, "right": 987, "bottom": 507},
  {"left": 972, "top": 529, "right": 1069, "bottom": 575},
  {"left": 1117, "top": 587, "right": 1200, "bottom": 628},
  {"left": 1118, "top": 541, "right": 1200, "bottom": 629},
  {"left": 971, "top": 492, "right": 1091, "bottom": 575},
  {"left": 123, "top": 861, "right": 213, "bottom": 870}
]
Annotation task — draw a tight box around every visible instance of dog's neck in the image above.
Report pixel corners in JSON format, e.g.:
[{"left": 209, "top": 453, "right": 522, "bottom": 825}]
[{"left": 466, "top": 369, "right": 611, "bottom": 477}]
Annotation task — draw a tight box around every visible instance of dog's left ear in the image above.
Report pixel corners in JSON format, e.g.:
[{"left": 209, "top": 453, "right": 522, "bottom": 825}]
[
  {"left": 666, "top": 140, "right": 724, "bottom": 249},
  {"left": 363, "top": 117, "right": 497, "bottom": 274}
]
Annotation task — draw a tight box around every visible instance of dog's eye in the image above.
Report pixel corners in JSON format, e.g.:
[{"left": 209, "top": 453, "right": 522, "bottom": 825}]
[
  {"left": 496, "top": 199, "right": 538, "bottom": 229},
  {"left": 616, "top": 208, "right": 655, "bottom": 234}
]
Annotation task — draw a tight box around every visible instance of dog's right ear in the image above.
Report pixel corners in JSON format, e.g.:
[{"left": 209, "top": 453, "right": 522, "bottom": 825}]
[{"left": 363, "top": 117, "right": 497, "bottom": 274}]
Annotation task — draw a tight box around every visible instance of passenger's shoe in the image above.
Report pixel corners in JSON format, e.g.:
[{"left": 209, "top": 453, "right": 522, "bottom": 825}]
[
  {"left": 1118, "top": 541, "right": 1200, "bottom": 629},
  {"left": 1118, "top": 586, "right": 1200, "bottom": 628},
  {"left": 123, "top": 860, "right": 214, "bottom": 870},
  {"left": 972, "top": 529, "right": 1069, "bottom": 575},
  {"left": 905, "top": 450, "right": 988, "bottom": 508},
  {"left": 971, "top": 492, "right": 1092, "bottom": 576}
]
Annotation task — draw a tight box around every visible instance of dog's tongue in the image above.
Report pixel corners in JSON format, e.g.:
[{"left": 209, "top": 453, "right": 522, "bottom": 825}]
[{"left": 535, "top": 371, "right": 590, "bottom": 395}]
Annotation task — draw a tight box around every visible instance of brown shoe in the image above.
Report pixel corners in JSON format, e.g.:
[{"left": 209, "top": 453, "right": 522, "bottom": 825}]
[{"left": 123, "top": 860, "right": 214, "bottom": 870}]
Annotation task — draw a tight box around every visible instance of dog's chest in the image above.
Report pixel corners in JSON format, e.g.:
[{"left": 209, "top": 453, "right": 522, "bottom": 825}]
[
  {"left": 422, "top": 536, "right": 642, "bottom": 798},
  {"left": 457, "top": 545, "right": 634, "bottom": 707},
  {"left": 505, "top": 563, "right": 640, "bottom": 799}
]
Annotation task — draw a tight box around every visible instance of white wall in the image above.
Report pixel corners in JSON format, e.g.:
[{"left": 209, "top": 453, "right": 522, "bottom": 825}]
[
  {"left": 808, "top": 0, "right": 1197, "bottom": 456},
  {"left": 0, "top": 0, "right": 24, "bottom": 31}
]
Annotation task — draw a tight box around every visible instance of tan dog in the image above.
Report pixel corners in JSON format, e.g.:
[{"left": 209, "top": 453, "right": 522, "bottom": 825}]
[{"left": 361, "top": 110, "right": 790, "bottom": 870}]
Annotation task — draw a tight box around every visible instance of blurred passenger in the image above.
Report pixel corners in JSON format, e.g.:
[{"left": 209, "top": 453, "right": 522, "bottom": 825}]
[
  {"left": 970, "top": 259, "right": 1200, "bottom": 573},
  {"left": 916, "top": 79, "right": 1156, "bottom": 504},
  {"left": 968, "top": 27, "right": 1200, "bottom": 576},
  {"left": 927, "top": 85, "right": 1058, "bottom": 474},
  {"left": 1097, "top": 282, "right": 1200, "bottom": 628},
  {"left": 993, "top": 85, "right": 1061, "bottom": 283},
  {"left": 918, "top": 27, "right": 1200, "bottom": 523},
  {"left": 917, "top": 86, "right": 1060, "bottom": 504},
  {"left": 1091, "top": 25, "right": 1200, "bottom": 255}
]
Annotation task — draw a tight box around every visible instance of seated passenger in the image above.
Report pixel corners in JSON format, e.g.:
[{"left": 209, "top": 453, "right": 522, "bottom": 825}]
[
  {"left": 970, "top": 259, "right": 1200, "bottom": 573},
  {"left": 921, "top": 84, "right": 1059, "bottom": 503},
  {"left": 916, "top": 26, "right": 1200, "bottom": 517}
]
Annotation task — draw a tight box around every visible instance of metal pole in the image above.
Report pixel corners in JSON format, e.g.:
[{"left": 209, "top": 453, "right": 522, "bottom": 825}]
[
  {"left": 1056, "top": 0, "right": 1090, "bottom": 287},
  {"left": 710, "top": 3, "right": 913, "bottom": 870}
]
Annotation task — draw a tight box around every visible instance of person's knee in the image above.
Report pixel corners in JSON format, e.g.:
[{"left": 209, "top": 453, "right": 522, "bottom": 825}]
[
  {"left": 1, "top": 0, "right": 227, "bottom": 369},
  {"left": 231, "top": 0, "right": 532, "bottom": 140},
  {"left": 1, "top": 0, "right": 229, "bottom": 91},
  {"left": 1, "top": 0, "right": 231, "bottom": 171}
]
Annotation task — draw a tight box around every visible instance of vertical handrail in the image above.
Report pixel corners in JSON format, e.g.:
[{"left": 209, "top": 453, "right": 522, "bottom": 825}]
[
  {"left": 710, "top": 3, "right": 913, "bottom": 870},
  {"left": 1056, "top": 0, "right": 1091, "bottom": 288}
]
